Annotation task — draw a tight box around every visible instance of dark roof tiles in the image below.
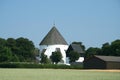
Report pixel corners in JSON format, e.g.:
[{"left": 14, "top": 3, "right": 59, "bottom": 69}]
[
  {"left": 40, "top": 27, "right": 68, "bottom": 45},
  {"left": 95, "top": 55, "right": 120, "bottom": 62},
  {"left": 70, "top": 44, "right": 84, "bottom": 53}
]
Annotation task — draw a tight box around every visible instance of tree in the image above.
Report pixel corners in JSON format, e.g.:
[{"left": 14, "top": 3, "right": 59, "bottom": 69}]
[
  {"left": 85, "top": 39, "right": 120, "bottom": 59},
  {"left": 50, "top": 51, "right": 62, "bottom": 64},
  {"left": 11, "top": 54, "right": 19, "bottom": 62},
  {"left": 0, "top": 37, "right": 36, "bottom": 62},
  {"left": 100, "top": 39, "right": 120, "bottom": 56},
  {"left": 68, "top": 51, "right": 80, "bottom": 62},
  {"left": 101, "top": 43, "right": 111, "bottom": 56},
  {"left": 34, "top": 48, "right": 39, "bottom": 56},
  {"left": 111, "top": 39, "right": 120, "bottom": 56},
  {"left": 0, "top": 38, "right": 6, "bottom": 47},
  {"left": 16, "top": 37, "right": 35, "bottom": 61},
  {"left": 6, "top": 38, "right": 16, "bottom": 48},
  {"left": 0, "top": 47, "right": 12, "bottom": 62},
  {"left": 40, "top": 53, "right": 50, "bottom": 64},
  {"left": 6, "top": 38, "right": 17, "bottom": 54},
  {"left": 85, "top": 47, "right": 101, "bottom": 59}
]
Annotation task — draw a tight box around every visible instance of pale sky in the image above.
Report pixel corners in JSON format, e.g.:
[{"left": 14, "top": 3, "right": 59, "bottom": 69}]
[{"left": 0, "top": 0, "right": 120, "bottom": 49}]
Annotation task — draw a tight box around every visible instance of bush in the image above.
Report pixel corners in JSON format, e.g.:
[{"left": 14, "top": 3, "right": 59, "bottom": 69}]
[
  {"left": 0, "top": 63, "right": 83, "bottom": 69},
  {"left": 0, "top": 63, "right": 19, "bottom": 68}
]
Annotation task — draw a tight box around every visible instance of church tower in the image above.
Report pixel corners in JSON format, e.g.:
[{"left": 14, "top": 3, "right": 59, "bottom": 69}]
[{"left": 39, "top": 25, "right": 68, "bottom": 64}]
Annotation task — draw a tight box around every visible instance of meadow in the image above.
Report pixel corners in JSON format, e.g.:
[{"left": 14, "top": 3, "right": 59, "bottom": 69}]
[{"left": 0, "top": 69, "right": 120, "bottom": 80}]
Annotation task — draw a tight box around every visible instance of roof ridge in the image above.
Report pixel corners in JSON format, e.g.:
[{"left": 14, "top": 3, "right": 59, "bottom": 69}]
[{"left": 40, "top": 26, "right": 68, "bottom": 45}]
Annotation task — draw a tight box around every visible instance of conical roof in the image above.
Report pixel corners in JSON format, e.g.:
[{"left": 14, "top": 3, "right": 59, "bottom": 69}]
[{"left": 40, "top": 26, "right": 68, "bottom": 45}]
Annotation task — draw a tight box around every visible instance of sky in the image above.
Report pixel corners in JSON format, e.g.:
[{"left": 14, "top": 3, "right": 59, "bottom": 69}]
[{"left": 0, "top": 0, "right": 120, "bottom": 49}]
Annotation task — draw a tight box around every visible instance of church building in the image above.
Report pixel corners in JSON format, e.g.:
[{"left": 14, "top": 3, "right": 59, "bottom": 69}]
[{"left": 39, "top": 26, "right": 68, "bottom": 64}]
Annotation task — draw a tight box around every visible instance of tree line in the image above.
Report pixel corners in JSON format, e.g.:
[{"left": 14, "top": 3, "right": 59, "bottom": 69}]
[
  {"left": 0, "top": 37, "right": 120, "bottom": 64},
  {"left": 0, "top": 37, "right": 35, "bottom": 62},
  {"left": 85, "top": 39, "right": 120, "bottom": 59}
]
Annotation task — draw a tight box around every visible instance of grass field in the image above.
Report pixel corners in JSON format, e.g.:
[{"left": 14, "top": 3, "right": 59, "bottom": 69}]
[{"left": 0, "top": 69, "right": 120, "bottom": 80}]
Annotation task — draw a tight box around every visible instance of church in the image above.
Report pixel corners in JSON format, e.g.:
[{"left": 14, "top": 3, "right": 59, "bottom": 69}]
[
  {"left": 39, "top": 25, "right": 84, "bottom": 64},
  {"left": 39, "top": 25, "right": 68, "bottom": 64}
]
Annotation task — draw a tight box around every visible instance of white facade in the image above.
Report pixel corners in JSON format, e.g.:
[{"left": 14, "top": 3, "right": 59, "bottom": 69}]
[
  {"left": 66, "top": 57, "right": 84, "bottom": 64},
  {"left": 76, "top": 57, "right": 84, "bottom": 62},
  {"left": 40, "top": 44, "right": 68, "bottom": 64}
]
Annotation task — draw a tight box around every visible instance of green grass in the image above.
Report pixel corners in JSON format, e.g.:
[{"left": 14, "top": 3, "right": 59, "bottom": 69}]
[{"left": 0, "top": 69, "right": 120, "bottom": 80}]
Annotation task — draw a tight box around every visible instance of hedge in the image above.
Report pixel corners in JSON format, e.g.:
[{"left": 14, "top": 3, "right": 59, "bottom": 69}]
[{"left": 0, "top": 63, "right": 83, "bottom": 69}]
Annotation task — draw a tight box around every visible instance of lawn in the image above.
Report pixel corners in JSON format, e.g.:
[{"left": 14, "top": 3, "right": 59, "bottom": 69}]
[{"left": 0, "top": 69, "right": 119, "bottom": 80}]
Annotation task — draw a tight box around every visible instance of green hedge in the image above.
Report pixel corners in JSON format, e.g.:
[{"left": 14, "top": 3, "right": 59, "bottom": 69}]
[{"left": 0, "top": 63, "right": 83, "bottom": 69}]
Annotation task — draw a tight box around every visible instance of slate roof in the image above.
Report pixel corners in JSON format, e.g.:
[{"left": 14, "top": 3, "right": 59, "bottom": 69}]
[
  {"left": 95, "top": 55, "right": 120, "bottom": 62},
  {"left": 40, "top": 26, "right": 68, "bottom": 45},
  {"left": 70, "top": 44, "right": 84, "bottom": 53},
  {"left": 66, "top": 44, "right": 84, "bottom": 54}
]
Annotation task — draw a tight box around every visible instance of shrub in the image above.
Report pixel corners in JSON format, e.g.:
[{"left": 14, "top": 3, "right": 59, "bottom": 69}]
[{"left": 0, "top": 63, "right": 83, "bottom": 69}]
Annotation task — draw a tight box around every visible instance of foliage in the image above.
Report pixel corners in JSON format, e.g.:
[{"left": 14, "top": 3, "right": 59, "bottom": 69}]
[
  {"left": 85, "top": 47, "right": 101, "bottom": 59},
  {"left": 6, "top": 38, "right": 16, "bottom": 49},
  {"left": 85, "top": 39, "right": 120, "bottom": 59},
  {"left": 33, "top": 48, "right": 39, "bottom": 56},
  {"left": 50, "top": 51, "right": 62, "bottom": 64},
  {"left": 100, "top": 39, "right": 120, "bottom": 56},
  {"left": 68, "top": 51, "right": 80, "bottom": 62},
  {"left": 0, "top": 38, "right": 6, "bottom": 47},
  {"left": 100, "top": 43, "right": 111, "bottom": 56},
  {"left": 16, "top": 37, "right": 35, "bottom": 61},
  {"left": 40, "top": 53, "right": 51, "bottom": 64},
  {"left": 0, "top": 37, "right": 35, "bottom": 62},
  {"left": 111, "top": 39, "right": 120, "bottom": 56},
  {"left": 0, "top": 63, "right": 83, "bottom": 69},
  {"left": 0, "top": 47, "right": 12, "bottom": 62}
]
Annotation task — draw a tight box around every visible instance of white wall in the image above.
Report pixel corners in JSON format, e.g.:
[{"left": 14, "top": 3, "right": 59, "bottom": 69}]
[
  {"left": 76, "top": 57, "right": 84, "bottom": 62},
  {"left": 66, "top": 57, "right": 84, "bottom": 64},
  {"left": 40, "top": 45, "right": 68, "bottom": 64}
]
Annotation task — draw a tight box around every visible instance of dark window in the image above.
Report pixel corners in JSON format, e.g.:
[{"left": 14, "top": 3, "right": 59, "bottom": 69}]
[{"left": 56, "top": 48, "right": 61, "bottom": 52}]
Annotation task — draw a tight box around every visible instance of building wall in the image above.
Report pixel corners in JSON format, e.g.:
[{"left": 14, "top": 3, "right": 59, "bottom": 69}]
[
  {"left": 40, "top": 45, "right": 68, "bottom": 64},
  {"left": 76, "top": 57, "right": 84, "bottom": 62},
  {"left": 84, "top": 57, "right": 106, "bottom": 69},
  {"left": 107, "top": 62, "right": 120, "bottom": 69}
]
